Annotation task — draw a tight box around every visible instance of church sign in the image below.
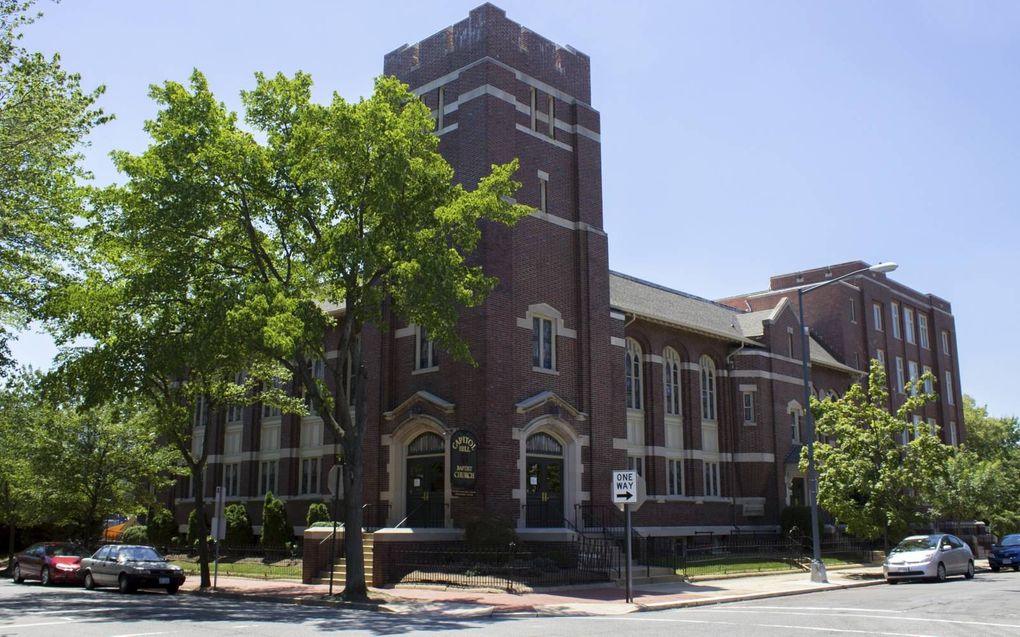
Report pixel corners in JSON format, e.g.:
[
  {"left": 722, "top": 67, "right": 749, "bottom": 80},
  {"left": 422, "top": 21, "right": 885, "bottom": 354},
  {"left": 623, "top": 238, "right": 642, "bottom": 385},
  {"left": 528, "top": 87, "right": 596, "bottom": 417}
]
[{"left": 450, "top": 429, "right": 478, "bottom": 495}]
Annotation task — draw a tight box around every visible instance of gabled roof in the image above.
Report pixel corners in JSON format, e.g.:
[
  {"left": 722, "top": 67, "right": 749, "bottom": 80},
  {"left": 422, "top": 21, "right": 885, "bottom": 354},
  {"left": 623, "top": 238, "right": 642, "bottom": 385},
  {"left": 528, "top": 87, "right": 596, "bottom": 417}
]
[{"left": 609, "top": 272, "right": 760, "bottom": 346}]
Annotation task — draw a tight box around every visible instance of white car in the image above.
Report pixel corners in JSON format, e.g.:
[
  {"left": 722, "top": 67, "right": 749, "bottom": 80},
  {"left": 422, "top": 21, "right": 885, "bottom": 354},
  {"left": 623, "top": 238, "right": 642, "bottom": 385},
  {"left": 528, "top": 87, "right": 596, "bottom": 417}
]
[{"left": 884, "top": 534, "right": 975, "bottom": 583}]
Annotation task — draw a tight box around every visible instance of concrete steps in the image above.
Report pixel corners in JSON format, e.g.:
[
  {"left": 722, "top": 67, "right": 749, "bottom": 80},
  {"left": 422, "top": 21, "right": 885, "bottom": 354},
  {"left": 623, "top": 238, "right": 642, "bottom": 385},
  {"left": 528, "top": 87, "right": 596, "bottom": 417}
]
[{"left": 316, "top": 533, "right": 374, "bottom": 585}]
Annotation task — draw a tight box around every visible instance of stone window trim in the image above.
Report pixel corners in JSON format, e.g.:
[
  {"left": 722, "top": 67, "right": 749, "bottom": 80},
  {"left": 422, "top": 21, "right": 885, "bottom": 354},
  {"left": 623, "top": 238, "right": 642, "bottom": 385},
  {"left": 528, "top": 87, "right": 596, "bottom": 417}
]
[
  {"left": 788, "top": 400, "right": 803, "bottom": 444},
  {"left": 626, "top": 338, "right": 644, "bottom": 411},
  {"left": 742, "top": 391, "right": 755, "bottom": 426},
  {"left": 873, "top": 302, "right": 884, "bottom": 331},
  {"left": 700, "top": 355, "right": 717, "bottom": 422},
  {"left": 516, "top": 303, "right": 577, "bottom": 339},
  {"left": 414, "top": 324, "right": 439, "bottom": 373}
]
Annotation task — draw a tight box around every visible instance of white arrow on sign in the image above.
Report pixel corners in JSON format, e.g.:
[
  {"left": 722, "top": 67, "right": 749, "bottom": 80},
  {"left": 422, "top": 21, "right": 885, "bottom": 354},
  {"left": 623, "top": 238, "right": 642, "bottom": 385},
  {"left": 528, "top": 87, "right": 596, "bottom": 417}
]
[{"left": 612, "top": 470, "right": 637, "bottom": 503}]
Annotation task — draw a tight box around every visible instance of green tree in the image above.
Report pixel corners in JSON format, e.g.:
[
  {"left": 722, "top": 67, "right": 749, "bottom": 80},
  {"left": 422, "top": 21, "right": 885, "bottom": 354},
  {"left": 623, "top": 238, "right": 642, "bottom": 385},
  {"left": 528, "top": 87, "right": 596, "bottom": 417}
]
[
  {"left": 93, "top": 70, "right": 528, "bottom": 600},
  {"left": 187, "top": 508, "right": 209, "bottom": 545},
  {"left": 146, "top": 507, "right": 176, "bottom": 548},
  {"left": 120, "top": 524, "right": 148, "bottom": 544},
  {"left": 0, "top": 0, "right": 108, "bottom": 371},
  {"left": 260, "top": 492, "right": 289, "bottom": 548},
  {"left": 805, "top": 360, "right": 952, "bottom": 548},
  {"left": 0, "top": 370, "right": 46, "bottom": 573},
  {"left": 305, "top": 502, "right": 329, "bottom": 528},
  {"left": 223, "top": 503, "right": 253, "bottom": 546}
]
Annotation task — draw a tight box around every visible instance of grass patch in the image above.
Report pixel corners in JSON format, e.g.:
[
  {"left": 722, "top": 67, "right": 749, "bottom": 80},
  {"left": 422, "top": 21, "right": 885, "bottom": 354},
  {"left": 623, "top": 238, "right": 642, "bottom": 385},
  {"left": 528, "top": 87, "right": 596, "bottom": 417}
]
[
  {"left": 171, "top": 559, "right": 302, "bottom": 580},
  {"left": 681, "top": 555, "right": 863, "bottom": 577}
]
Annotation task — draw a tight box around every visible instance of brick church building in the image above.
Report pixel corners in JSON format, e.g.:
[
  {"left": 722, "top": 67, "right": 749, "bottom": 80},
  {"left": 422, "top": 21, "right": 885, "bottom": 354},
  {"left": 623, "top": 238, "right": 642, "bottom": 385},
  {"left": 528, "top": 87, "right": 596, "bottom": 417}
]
[{"left": 174, "top": 4, "right": 965, "bottom": 550}]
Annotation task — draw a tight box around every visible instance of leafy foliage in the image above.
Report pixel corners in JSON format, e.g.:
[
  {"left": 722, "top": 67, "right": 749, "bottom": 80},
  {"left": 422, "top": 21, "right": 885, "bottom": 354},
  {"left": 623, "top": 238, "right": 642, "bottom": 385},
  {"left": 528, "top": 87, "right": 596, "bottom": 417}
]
[
  {"left": 260, "top": 492, "right": 289, "bottom": 548},
  {"left": 305, "top": 502, "right": 329, "bottom": 528},
  {"left": 0, "top": 0, "right": 108, "bottom": 371},
  {"left": 464, "top": 512, "right": 517, "bottom": 549},
  {"left": 187, "top": 509, "right": 209, "bottom": 545},
  {"left": 223, "top": 503, "right": 253, "bottom": 546},
  {"left": 146, "top": 507, "right": 176, "bottom": 548},
  {"left": 804, "top": 360, "right": 951, "bottom": 546},
  {"left": 120, "top": 524, "right": 148, "bottom": 544}
]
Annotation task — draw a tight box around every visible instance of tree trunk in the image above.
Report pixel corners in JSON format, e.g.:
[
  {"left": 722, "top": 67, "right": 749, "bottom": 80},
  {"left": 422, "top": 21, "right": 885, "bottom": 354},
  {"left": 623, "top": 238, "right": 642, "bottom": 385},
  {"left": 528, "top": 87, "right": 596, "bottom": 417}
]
[
  {"left": 194, "top": 467, "right": 211, "bottom": 588},
  {"left": 341, "top": 333, "right": 368, "bottom": 601}
]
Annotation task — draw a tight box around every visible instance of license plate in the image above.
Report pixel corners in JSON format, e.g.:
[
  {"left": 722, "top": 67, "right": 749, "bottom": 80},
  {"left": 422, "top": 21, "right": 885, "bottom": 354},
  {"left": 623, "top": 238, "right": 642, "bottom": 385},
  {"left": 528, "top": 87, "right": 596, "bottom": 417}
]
[{"left": 159, "top": 577, "right": 170, "bottom": 584}]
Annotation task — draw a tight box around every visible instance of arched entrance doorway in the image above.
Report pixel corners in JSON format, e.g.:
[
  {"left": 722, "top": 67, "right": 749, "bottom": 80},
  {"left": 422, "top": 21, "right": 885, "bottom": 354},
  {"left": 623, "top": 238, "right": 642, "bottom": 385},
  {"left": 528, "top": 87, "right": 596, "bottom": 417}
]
[
  {"left": 405, "top": 431, "right": 445, "bottom": 527},
  {"left": 525, "top": 432, "right": 564, "bottom": 527}
]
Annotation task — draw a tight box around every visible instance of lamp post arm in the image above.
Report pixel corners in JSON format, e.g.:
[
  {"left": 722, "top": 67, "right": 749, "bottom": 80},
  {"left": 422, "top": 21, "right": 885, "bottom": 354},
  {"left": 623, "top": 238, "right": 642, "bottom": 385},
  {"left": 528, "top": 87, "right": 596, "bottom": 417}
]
[{"left": 799, "top": 266, "right": 875, "bottom": 296}]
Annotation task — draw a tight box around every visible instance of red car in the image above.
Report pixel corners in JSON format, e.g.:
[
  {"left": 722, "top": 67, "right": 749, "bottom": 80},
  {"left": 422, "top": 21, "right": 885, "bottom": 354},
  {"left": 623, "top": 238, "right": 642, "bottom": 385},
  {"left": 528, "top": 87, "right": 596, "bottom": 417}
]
[{"left": 11, "top": 542, "right": 90, "bottom": 585}]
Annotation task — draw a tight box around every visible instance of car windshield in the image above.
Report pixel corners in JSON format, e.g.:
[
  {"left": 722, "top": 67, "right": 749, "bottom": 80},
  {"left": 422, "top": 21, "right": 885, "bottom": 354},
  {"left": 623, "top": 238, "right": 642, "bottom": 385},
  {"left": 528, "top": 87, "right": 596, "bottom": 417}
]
[
  {"left": 1000, "top": 534, "right": 1020, "bottom": 547},
  {"left": 116, "top": 547, "right": 164, "bottom": 562},
  {"left": 891, "top": 536, "right": 939, "bottom": 553},
  {"left": 45, "top": 544, "right": 88, "bottom": 557}
]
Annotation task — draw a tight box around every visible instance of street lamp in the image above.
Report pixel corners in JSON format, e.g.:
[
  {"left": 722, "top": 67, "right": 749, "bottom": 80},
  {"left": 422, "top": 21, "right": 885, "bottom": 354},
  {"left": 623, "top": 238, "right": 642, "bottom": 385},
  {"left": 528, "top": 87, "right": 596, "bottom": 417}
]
[{"left": 798, "top": 261, "right": 897, "bottom": 583}]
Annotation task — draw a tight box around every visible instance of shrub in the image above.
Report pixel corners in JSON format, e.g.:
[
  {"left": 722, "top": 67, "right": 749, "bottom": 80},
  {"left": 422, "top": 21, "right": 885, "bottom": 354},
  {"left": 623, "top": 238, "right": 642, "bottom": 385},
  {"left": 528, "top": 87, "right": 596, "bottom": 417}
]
[
  {"left": 464, "top": 512, "right": 517, "bottom": 549},
  {"left": 224, "top": 504, "right": 253, "bottom": 546},
  {"left": 260, "top": 492, "right": 290, "bottom": 548},
  {"left": 306, "top": 502, "right": 330, "bottom": 528},
  {"left": 120, "top": 524, "right": 148, "bottom": 544},
  {"left": 147, "top": 508, "right": 176, "bottom": 548},
  {"left": 187, "top": 509, "right": 210, "bottom": 544},
  {"left": 780, "top": 505, "right": 823, "bottom": 540}
]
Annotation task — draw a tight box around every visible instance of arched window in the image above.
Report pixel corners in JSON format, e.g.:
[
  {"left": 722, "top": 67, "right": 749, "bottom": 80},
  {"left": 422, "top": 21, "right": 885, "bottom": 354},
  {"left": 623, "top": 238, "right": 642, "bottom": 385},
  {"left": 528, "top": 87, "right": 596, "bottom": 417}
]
[
  {"left": 407, "top": 431, "right": 445, "bottom": 456},
  {"left": 700, "top": 355, "right": 716, "bottom": 421},
  {"left": 526, "top": 432, "right": 563, "bottom": 456},
  {"left": 625, "top": 339, "right": 643, "bottom": 410},
  {"left": 663, "top": 348, "right": 682, "bottom": 416}
]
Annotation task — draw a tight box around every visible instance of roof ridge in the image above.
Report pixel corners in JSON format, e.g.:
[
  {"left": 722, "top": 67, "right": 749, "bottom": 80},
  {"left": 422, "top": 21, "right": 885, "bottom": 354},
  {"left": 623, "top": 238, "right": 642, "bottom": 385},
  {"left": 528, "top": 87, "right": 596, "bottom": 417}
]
[{"left": 609, "top": 270, "right": 744, "bottom": 314}]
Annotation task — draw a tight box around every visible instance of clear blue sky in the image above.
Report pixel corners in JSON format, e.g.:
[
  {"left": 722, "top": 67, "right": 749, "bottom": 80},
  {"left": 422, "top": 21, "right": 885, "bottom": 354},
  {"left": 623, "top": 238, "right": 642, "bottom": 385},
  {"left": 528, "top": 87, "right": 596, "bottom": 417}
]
[{"left": 12, "top": 1, "right": 1019, "bottom": 418}]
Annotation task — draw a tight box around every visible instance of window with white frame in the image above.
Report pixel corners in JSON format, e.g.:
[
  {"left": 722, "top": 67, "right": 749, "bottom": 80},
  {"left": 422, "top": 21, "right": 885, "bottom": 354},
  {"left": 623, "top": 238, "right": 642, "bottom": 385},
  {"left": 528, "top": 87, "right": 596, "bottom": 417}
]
[
  {"left": 849, "top": 297, "right": 856, "bottom": 323},
  {"left": 193, "top": 395, "right": 209, "bottom": 428},
  {"left": 895, "top": 357, "right": 905, "bottom": 394},
  {"left": 876, "top": 349, "right": 886, "bottom": 367},
  {"left": 223, "top": 462, "right": 240, "bottom": 497},
  {"left": 627, "top": 454, "right": 644, "bottom": 477},
  {"left": 949, "top": 421, "right": 958, "bottom": 446},
  {"left": 911, "top": 415, "right": 923, "bottom": 440},
  {"left": 300, "top": 420, "right": 323, "bottom": 450},
  {"left": 625, "top": 339, "right": 643, "bottom": 410},
  {"left": 300, "top": 457, "right": 320, "bottom": 495},
  {"left": 923, "top": 365, "right": 933, "bottom": 394},
  {"left": 891, "top": 302, "right": 901, "bottom": 339},
  {"left": 663, "top": 348, "right": 682, "bottom": 416},
  {"left": 258, "top": 459, "right": 277, "bottom": 496},
  {"left": 927, "top": 417, "right": 937, "bottom": 436},
  {"left": 873, "top": 302, "right": 883, "bottom": 331},
  {"left": 904, "top": 308, "right": 916, "bottom": 344},
  {"left": 791, "top": 408, "right": 802, "bottom": 443},
  {"left": 303, "top": 359, "right": 325, "bottom": 412},
  {"left": 945, "top": 371, "right": 955, "bottom": 405},
  {"left": 224, "top": 425, "right": 242, "bottom": 456},
  {"left": 704, "top": 461, "right": 720, "bottom": 497},
  {"left": 918, "top": 315, "right": 929, "bottom": 349},
  {"left": 532, "top": 316, "right": 555, "bottom": 371},
  {"left": 415, "top": 325, "right": 438, "bottom": 371},
  {"left": 908, "top": 361, "right": 919, "bottom": 396},
  {"left": 942, "top": 330, "right": 951, "bottom": 356},
  {"left": 742, "top": 391, "right": 755, "bottom": 424},
  {"left": 260, "top": 422, "right": 280, "bottom": 452},
  {"left": 667, "top": 459, "right": 683, "bottom": 496},
  {"left": 700, "top": 356, "right": 717, "bottom": 421}
]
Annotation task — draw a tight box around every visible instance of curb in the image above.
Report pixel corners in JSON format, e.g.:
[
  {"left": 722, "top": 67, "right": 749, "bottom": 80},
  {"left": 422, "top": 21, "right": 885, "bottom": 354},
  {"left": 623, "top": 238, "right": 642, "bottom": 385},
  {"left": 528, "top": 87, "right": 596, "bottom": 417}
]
[
  {"left": 187, "top": 588, "right": 393, "bottom": 612},
  {"left": 636, "top": 577, "right": 886, "bottom": 612}
]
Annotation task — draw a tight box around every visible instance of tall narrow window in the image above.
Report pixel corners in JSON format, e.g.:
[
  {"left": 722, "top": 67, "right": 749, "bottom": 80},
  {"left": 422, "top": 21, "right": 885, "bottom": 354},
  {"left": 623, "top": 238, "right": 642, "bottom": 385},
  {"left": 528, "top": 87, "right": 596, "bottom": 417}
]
[
  {"left": 873, "top": 303, "right": 883, "bottom": 331},
  {"left": 547, "top": 94, "right": 555, "bottom": 137},
  {"left": 437, "top": 86, "right": 445, "bottom": 130},
  {"left": 415, "top": 325, "right": 438, "bottom": 370},
  {"left": 530, "top": 87, "right": 538, "bottom": 131},
  {"left": 193, "top": 395, "right": 208, "bottom": 428},
  {"left": 667, "top": 459, "right": 683, "bottom": 496},
  {"left": 853, "top": 352, "right": 861, "bottom": 369},
  {"left": 625, "top": 339, "right": 643, "bottom": 410},
  {"left": 704, "top": 462, "right": 720, "bottom": 497},
  {"left": 904, "top": 308, "right": 915, "bottom": 344},
  {"left": 539, "top": 176, "right": 548, "bottom": 213},
  {"left": 895, "top": 357, "right": 905, "bottom": 394},
  {"left": 663, "top": 348, "right": 682, "bottom": 416},
  {"left": 891, "top": 302, "right": 901, "bottom": 339},
  {"left": 923, "top": 365, "right": 933, "bottom": 394},
  {"left": 908, "top": 361, "right": 919, "bottom": 396},
  {"left": 787, "top": 329, "right": 794, "bottom": 358},
  {"left": 927, "top": 417, "right": 937, "bottom": 436},
  {"left": 300, "top": 457, "right": 320, "bottom": 495},
  {"left": 918, "top": 315, "right": 929, "bottom": 349},
  {"left": 627, "top": 454, "right": 644, "bottom": 477},
  {"left": 223, "top": 463, "right": 240, "bottom": 497},
  {"left": 945, "top": 371, "right": 955, "bottom": 405},
  {"left": 876, "top": 349, "right": 886, "bottom": 365},
  {"left": 912, "top": 415, "right": 923, "bottom": 440},
  {"left": 791, "top": 410, "right": 801, "bottom": 443},
  {"left": 532, "top": 316, "right": 555, "bottom": 370},
  {"left": 948, "top": 421, "right": 958, "bottom": 446},
  {"left": 742, "top": 392, "right": 755, "bottom": 424},
  {"left": 942, "top": 330, "right": 951, "bottom": 356},
  {"left": 700, "top": 356, "right": 717, "bottom": 421},
  {"left": 259, "top": 459, "right": 278, "bottom": 496},
  {"left": 849, "top": 297, "right": 856, "bottom": 323}
]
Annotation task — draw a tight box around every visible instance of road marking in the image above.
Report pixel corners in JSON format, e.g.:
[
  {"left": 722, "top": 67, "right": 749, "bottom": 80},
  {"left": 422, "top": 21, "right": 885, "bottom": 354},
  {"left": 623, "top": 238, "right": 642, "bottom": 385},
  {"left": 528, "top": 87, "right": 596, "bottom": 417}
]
[
  {"left": 699, "top": 608, "right": 1020, "bottom": 630},
  {"left": 564, "top": 616, "right": 934, "bottom": 636},
  {"left": 108, "top": 633, "right": 168, "bottom": 637},
  {"left": 730, "top": 605, "right": 899, "bottom": 613},
  {"left": 0, "top": 620, "right": 82, "bottom": 629},
  {"left": 31, "top": 607, "right": 117, "bottom": 615}
]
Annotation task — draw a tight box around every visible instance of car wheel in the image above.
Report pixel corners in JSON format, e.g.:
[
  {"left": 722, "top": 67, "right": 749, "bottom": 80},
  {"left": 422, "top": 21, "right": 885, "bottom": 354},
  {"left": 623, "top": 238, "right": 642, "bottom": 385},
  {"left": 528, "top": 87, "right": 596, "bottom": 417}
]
[
  {"left": 886, "top": 578, "right": 898, "bottom": 585},
  {"left": 935, "top": 562, "right": 947, "bottom": 582},
  {"left": 12, "top": 564, "right": 23, "bottom": 583},
  {"left": 965, "top": 560, "right": 975, "bottom": 579},
  {"left": 41, "top": 567, "right": 51, "bottom": 586},
  {"left": 118, "top": 574, "right": 134, "bottom": 594},
  {"left": 166, "top": 585, "right": 179, "bottom": 595},
  {"left": 84, "top": 571, "right": 96, "bottom": 590},
  {"left": 991, "top": 565, "right": 1001, "bottom": 573}
]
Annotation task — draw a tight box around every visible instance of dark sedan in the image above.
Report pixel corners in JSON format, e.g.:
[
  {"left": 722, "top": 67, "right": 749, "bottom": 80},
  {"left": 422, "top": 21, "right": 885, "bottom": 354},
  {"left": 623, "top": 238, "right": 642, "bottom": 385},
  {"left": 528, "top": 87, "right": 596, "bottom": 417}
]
[
  {"left": 989, "top": 533, "right": 1020, "bottom": 572},
  {"left": 80, "top": 544, "right": 185, "bottom": 594},
  {"left": 11, "top": 542, "right": 89, "bottom": 585}
]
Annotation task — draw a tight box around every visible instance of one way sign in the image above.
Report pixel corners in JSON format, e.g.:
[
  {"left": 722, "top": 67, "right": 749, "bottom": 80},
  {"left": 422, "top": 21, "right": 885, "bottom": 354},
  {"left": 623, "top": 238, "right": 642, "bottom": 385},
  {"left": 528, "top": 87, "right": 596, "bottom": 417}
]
[{"left": 612, "top": 470, "right": 637, "bottom": 503}]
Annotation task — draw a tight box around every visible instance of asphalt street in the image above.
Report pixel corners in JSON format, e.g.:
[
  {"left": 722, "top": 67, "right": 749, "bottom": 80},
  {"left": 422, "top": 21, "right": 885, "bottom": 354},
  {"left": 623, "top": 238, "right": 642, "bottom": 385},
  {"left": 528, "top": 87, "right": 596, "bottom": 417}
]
[{"left": 2, "top": 570, "right": 1019, "bottom": 636}]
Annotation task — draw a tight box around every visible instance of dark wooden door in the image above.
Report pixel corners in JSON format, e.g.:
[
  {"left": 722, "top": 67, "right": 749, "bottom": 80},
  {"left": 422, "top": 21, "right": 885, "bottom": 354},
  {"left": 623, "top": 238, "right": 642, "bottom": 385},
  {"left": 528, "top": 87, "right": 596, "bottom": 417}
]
[
  {"left": 526, "top": 457, "right": 564, "bottom": 527},
  {"left": 406, "top": 456, "right": 444, "bottom": 527}
]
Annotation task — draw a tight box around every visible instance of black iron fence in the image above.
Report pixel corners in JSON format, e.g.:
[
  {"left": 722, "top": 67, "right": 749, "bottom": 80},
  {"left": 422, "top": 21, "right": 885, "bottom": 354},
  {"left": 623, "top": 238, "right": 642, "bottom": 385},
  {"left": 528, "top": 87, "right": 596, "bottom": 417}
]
[
  {"left": 675, "top": 536, "right": 879, "bottom": 579},
  {"left": 391, "top": 536, "right": 616, "bottom": 592},
  {"left": 162, "top": 543, "right": 303, "bottom": 580}
]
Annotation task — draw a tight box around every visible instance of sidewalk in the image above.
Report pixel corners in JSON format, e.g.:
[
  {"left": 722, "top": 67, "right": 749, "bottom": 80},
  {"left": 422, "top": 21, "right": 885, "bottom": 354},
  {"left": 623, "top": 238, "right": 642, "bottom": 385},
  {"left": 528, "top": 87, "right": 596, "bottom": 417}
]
[{"left": 183, "top": 565, "right": 887, "bottom": 617}]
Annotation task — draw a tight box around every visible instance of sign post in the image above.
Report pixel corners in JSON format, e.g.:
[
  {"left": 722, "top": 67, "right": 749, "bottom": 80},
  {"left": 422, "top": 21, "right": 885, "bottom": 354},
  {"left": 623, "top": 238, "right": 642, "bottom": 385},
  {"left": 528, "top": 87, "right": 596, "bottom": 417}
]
[{"left": 612, "top": 470, "right": 637, "bottom": 603}]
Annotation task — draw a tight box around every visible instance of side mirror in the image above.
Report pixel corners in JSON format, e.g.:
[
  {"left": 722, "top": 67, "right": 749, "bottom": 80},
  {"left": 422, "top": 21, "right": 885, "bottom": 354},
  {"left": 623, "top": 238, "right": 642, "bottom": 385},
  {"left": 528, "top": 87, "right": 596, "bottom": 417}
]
[{"left": 941, "top": 545, "right": 951, "bottom": 552}]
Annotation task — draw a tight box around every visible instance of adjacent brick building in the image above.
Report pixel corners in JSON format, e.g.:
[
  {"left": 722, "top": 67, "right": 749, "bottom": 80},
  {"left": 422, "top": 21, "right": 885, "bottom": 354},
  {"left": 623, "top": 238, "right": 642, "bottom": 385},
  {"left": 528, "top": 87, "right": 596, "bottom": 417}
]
[{"left": 173, "top": 5, "right": 965, "bottom": 553}]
